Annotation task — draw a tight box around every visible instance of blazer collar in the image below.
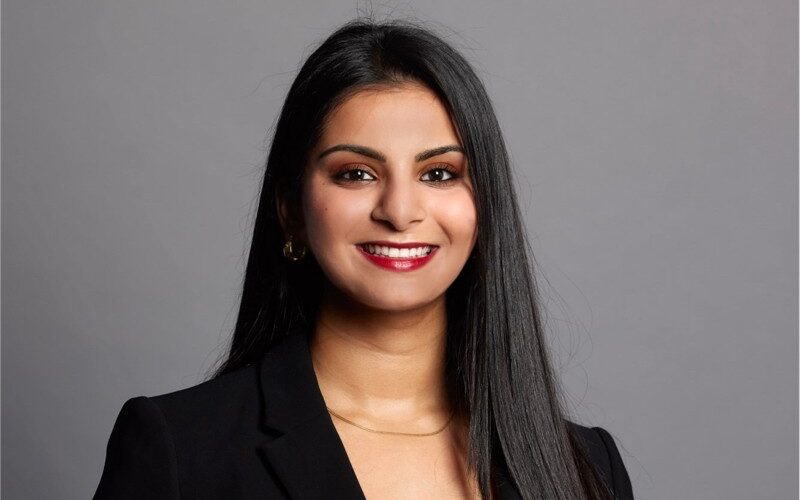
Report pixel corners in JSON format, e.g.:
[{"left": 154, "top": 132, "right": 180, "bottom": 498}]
[
  {"left": 255, "top": 327, "right": 522, "bottom": 500},
  {"left": 256, "top": 327, "right": 366, "bottom": 499}
]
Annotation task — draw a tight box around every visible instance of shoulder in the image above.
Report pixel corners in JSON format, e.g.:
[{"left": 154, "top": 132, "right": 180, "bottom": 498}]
[
  {"left": 106, "top": 363, "right": 263, "bottom": 459},
  {"left": 129, "top": 362, "right": 264, "bottom": 450},
  {"left": 94, "top": 364, "right": 264, "bottom": 498},
  {"left": 148, "top": 362, "right": 261, "bottom": 422},
  {"left": 566, "top": 421, "right": 634, "bottom": 499}
]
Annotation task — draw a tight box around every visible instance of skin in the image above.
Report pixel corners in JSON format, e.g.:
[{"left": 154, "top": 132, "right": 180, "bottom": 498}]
[{"left": 278, "top": 82, "right": 485, "bottom": 499}]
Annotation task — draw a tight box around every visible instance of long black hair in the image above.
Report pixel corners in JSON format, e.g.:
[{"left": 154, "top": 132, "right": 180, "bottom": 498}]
[{"left": 210, "top": 18, "right": 612, "bottom": 500}]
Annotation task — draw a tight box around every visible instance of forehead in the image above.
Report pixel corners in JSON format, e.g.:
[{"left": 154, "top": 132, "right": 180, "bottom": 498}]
[{"left": 317, "top": 83, "right": 461, "bottom": 150}]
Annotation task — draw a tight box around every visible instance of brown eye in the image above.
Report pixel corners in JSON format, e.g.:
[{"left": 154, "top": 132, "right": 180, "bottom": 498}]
[
  {"left": 421, "top": 166, "right": 458, "bottom": 183},
  {"left": 336, "top": 168, "right": 376, "bottom": 183}
]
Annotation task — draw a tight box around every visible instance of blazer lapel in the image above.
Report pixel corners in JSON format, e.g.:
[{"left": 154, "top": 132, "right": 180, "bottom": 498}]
[{"left": 256, "top": 329, "right": 366, "bottom": 500}]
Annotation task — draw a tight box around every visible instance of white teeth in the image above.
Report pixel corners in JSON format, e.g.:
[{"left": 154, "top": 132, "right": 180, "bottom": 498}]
[{"left": 362, "top": 244, "right": 433, "bottom": 258}]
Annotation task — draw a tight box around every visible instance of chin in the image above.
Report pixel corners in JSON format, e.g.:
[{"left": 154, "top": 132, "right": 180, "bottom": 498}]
[{"left": 352, "top": 287, "right": 441, "bottom": 312}]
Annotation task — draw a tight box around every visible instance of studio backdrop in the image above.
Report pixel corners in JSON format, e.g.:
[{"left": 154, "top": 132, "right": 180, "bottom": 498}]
[{"left": 3, "top": 1, "right": 797, "bottom": 499}]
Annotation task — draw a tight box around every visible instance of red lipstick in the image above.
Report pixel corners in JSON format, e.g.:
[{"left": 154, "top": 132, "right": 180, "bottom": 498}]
[{"left": 356, "top": 243, "right": 438, "bottom": 272}]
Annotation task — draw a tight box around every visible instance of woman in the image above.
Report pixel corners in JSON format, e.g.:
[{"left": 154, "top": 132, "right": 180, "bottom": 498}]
[{"left": 94, "top": 19, "right": 633, "bottom": 500}]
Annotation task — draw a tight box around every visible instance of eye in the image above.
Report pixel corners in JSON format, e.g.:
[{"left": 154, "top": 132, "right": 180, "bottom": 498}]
[
  {"left": 421, "top": 165, "right": 459, "bottom": 183},
  {"left": 335, "top": 167, "right": 376, "bottom": 183}
]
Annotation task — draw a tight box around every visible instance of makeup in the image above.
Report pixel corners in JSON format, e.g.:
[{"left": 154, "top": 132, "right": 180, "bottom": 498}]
[{"left": 356, "top": 243, "right": 439, "bottom": 272}]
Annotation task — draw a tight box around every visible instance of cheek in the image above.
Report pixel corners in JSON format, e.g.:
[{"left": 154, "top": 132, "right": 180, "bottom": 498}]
[
  {"left": 437, "top": 192, "right": 477, "bottom": 248},
  {"left": 302, "top": 180, "right": 369, "bottom": 246}
]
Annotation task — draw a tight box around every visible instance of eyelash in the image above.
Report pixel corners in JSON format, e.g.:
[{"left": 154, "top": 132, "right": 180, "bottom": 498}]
[{"left": 334, "top": 164, "right": 460, "bottom": 185}]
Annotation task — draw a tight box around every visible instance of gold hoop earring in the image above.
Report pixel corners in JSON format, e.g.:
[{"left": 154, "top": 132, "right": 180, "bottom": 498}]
[{"left": 282, "top": 235, "right": 307, "bottom": 261}]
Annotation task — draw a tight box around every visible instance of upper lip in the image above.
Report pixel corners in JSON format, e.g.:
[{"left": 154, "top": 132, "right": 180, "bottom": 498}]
[{"left": 358, "top": 240, "right": 438, "bottom": 248}]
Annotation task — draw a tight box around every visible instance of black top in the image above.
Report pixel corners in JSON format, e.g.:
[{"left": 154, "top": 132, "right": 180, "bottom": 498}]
[{"left": 94, "top": 330, "right": 634, "bottom": 499}]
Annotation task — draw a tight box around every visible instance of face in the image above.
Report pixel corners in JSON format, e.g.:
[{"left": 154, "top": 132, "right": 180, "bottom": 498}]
[{"left": 287, "top": 82, "right": 478, "bottom": 311}]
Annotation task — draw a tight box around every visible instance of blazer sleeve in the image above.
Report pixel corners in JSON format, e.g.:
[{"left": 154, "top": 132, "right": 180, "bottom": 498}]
[
  {"left": 93, "top": 396, "right": 180, "bottom": 499},
  {"left": 592, "top": 426, "right": 634, "bottom": 499}
]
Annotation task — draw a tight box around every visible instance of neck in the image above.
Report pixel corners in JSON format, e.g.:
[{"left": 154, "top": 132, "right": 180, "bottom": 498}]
[{"left": 309, "top": 284, "right": 451, "bottom": 424}]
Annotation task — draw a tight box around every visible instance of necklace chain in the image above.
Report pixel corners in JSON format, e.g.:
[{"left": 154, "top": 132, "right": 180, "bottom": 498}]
[{"left": 326, "top": 406, "right": 455, "bottom": 437}]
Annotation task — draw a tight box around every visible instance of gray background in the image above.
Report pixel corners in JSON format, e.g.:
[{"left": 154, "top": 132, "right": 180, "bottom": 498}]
[{"left": 3, "top": 1, "right": 797, "bottom": 499}]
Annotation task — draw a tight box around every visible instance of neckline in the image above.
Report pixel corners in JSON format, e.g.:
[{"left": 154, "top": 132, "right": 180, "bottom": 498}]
[{"left": 257, "top": 329, "right": 522, "bottom": 499}]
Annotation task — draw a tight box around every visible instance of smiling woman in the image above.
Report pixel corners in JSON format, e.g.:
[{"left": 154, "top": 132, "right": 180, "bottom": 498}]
[
  {"left": 294, "top": 83, "right": 477, "bottom": 305},
  {"left": 94, "top": 18, "right": 633, "bottom": 500}
]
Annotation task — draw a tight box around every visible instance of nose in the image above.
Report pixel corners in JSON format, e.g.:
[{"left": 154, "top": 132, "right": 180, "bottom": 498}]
[{"left": 370, "top": 174, "right": 426, "bottom": 231}]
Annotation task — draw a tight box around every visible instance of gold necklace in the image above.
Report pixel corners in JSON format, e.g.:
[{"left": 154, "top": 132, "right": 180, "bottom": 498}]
[{"left": 326, "top": 406, "right": 455, "bottom": 437}]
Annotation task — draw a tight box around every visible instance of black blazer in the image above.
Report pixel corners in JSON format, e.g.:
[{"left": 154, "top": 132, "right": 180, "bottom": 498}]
[{"left": 94, "top": 330, "right": 633, "bottom": 499}]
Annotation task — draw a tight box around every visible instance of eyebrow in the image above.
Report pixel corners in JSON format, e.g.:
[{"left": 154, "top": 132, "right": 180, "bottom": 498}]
[{"left": 316, "top": 144, "right": 464, "bottom": 163}]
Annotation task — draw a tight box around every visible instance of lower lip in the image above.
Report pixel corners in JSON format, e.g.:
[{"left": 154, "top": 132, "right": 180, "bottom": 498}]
[{"left": 356, "top": 245, "right": 439, "bottom": 272}]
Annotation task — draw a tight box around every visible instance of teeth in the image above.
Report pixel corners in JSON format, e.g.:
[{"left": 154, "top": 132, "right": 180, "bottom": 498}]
[{"left": 363, "top": 244, "right": 433, "bottom": 258}]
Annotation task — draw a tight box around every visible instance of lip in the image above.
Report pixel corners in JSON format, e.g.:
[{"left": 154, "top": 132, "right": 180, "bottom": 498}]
[
  {"left": 358, "top": 240, "right": 438, "bottom": 249},
  {"left": 356, "top": 243, "right": 439, "bottom": 272}
]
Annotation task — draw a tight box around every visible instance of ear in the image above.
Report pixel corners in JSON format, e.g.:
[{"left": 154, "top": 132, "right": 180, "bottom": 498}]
[
  {"left": 276, "top": 191, "right": 290, "bottom": 235},
  {"left": 275, "top": 189, "right": 306, "bottom": 242}
]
